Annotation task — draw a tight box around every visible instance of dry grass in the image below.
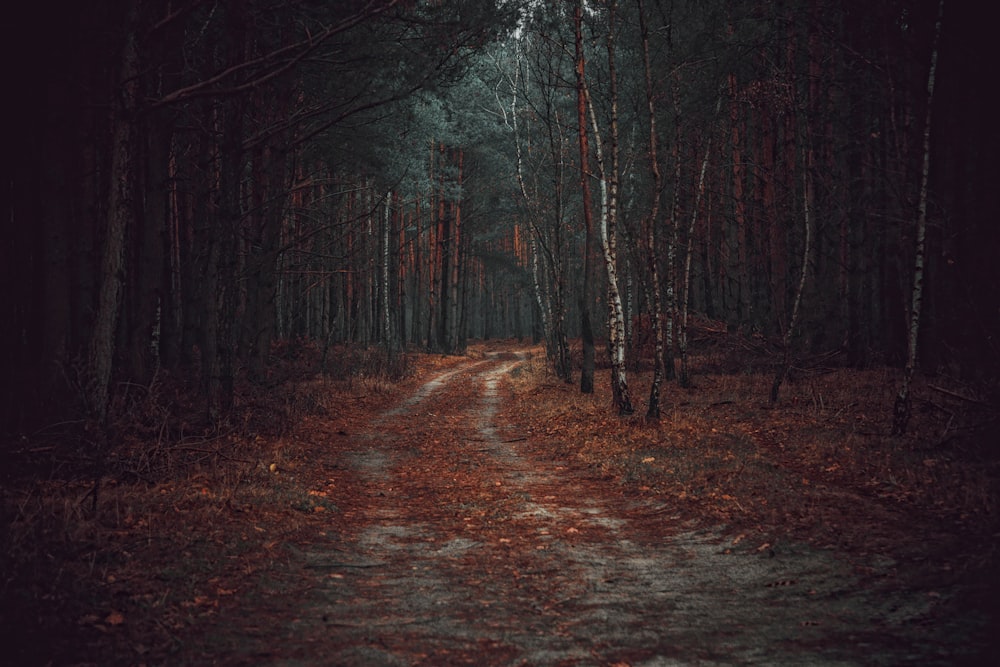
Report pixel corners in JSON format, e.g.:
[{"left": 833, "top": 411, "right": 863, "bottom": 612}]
[{"left": 502, "top": 346, "right": 1000, "bottom": 567}]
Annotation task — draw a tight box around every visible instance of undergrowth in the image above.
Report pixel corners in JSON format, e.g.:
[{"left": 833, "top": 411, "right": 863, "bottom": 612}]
[
  {"left": 504, "top": 338, "right": 1000, "bottom": 578},
  {"left": 3, "top": 334, "right": 997, "bottom": 664},
  {"left": 0, "top": 341, "right": 420, "bottom": 665}
]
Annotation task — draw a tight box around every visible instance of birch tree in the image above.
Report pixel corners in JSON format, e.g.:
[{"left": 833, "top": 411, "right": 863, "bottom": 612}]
[
  {"left": 502, "top": 43, "right": 572, "bottom": 379},
  {"left": 586, "top": 0, "right": 634, "bottom": 416},
  {"left": 770, "top": 142, "right": 813, "bottom": 404},
  {"left": 679, "top": 95, "right": 721, "bottom": 388},
  {"left": 637, "top": 0, "right": 666, "bottom": 421},
  {"left": 893, "top": 0, "right": 944, "bottom": 435},
  {"left": 603, "top": 0, "right": 634, "bottom": 415},
  {"left": 382, "top": 190, "right": 396, "bottom": 352}
]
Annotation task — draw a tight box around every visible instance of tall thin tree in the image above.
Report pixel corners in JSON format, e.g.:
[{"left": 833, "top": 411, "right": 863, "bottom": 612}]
[
  {"left": 88, "top": 6, "right": 139, "bottom": 425},
  {"left": 893, "top": 0, "right": 944, "bottom": 435},
  {"left": 599, "top": 0, "right": 634, "bottom": 415},
  {"left": 574, "top": 0, "right": 597, "bottom": 394},
  {"left": 637, "top": 0, "right": 666, "bottom": 421}
]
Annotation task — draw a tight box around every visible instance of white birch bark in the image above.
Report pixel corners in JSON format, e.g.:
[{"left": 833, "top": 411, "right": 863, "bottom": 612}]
[
  {"left": 508, "top": 63, "right": 552, "bottom": 346},
  {"left": 585, "top": 68, "right": 634, "bottom": 414},
  {"left": 382, "top": 190, "right": 394, "bottom": 352},
  {"left": 893, "top": 0, "right": 944, "bottom": 434},
  {"left": 770, "top": 142, "right": 814, "bottom": 403},
  {"left": 679, "top": 94, "right": 721, "bottom": 387},
  {"left": 504, "top": 44, "right": 570, "bottom": 378},
  {"left": 604, "top": 1, "right": 633, "bottom": 414},
  {"left": 638, "top": 0, "right": 665, "bottom": 420}
]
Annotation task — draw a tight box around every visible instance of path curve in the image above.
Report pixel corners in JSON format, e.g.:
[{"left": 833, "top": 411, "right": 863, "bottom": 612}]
[{"left": 253, "top": 353, "right": 970, "bottom": 666}]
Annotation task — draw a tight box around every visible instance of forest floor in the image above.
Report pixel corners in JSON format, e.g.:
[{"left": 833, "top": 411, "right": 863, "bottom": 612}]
[{"left": 3, "top": 335, "right": 1000, "bottom": 665}]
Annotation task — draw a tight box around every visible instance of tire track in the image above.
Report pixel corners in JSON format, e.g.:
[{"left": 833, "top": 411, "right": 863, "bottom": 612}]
[{"left": 272, "top": 353, "right": 976, "bottom": 667}]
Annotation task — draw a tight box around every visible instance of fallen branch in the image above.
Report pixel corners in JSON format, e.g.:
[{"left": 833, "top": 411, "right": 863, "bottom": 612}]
[{"left": 928, "top": 384, "right": 993, "bottom": 408}]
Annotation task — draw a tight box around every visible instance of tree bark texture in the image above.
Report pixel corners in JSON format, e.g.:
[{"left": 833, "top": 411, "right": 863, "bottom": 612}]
[
  {"left": 637, "top": 0, "right": 666, "bottom": 421},
  {"left": 893, "top": 0, "right": 944, "bottom": 435},
  {"left": 575, "top": 0, "right": 596, "bottom": 395},
  {"left": 88, "top": 8, "right": 139, "bottom": 424},
  {"left": 599, "top": 0, "right": 634, "bottom": 415},
  {"left": 680, "top": 95, "right": 721, "bottom": 388}
]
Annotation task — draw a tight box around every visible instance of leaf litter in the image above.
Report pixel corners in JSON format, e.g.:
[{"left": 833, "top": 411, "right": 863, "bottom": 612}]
[{"left": 2, "top": 340, "right": 998, "bottom": 665}]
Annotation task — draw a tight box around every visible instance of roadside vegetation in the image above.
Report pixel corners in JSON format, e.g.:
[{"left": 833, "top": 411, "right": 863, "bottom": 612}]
[{"left": 3, "top": 331, "right": 997, "bottom": 664}]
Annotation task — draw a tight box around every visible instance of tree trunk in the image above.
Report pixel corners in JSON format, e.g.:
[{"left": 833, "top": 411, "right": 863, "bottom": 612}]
[
  {"left": 382, "top": 190, "right": 396, "bottom": 352},
  {"left": 396, "top": 194, "right": 407, "bottom": 348},
  {"left": 161, "top": 135, "right": 185, "bottom": 371},
  {"left": 246, "top": 141, "right": 284, "bottom": 381},
  {"left": 770, "top": 141, "right": 813, "bottom": 404},
  {"left": 411, "top": 195, "right": 423, "bottom": 346},
  {"left": 213, "top": 97, "right": 243, "bottom": 417},
  {"left": 88, "top": 8, "right": 139, "bottom": 424},
  {"left": 438, "top": 207, "right": 452, "bottom": 351},
  {"left": 680, "top": 95, "right": 722, "bottom": 388},
  {"left": 574, "top": 0, "right": 596, "bottom": 395},
  {"left": 726, "top": 73, "right": 743, "bottom": 327},
  {"left": 511, "top": 75, "right": 559, "bottom": 372},
  {"left": 426, "top": 143, "right": 438, "bottom": 349},
  {"left": 637, "top": 0, "right": 666, "bottom": 421},
  {"left": 664, "top": 75, "right": 682, "bottom": 383},
  {"left": 892, "top": 0, "right": 944, "bottom": 435},
  {"left": 600, "top": 0, "right": 633, "bottom": 415},
  {"left": 447, "top": 150, "right": 464, "bottom": 353},
  {"left": 126, "top": 114, "right": 170, "bottom": 386}
]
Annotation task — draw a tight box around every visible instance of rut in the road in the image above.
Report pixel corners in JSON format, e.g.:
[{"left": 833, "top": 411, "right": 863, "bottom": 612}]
[{"left": 275, "top": 354, "right": 973, "bottom": 667}]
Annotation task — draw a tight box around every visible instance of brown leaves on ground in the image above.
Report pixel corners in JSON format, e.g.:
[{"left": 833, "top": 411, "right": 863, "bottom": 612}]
[
  {"left": 502, "top": 345, "right": 1000, "bottom": 584},
  {"left": 2, "top": 337, "right": 997, "bottom": 664}
]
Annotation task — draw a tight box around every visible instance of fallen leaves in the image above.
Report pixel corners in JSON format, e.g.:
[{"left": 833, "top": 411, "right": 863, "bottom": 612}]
[
  {"left": 79, "top": 610, "right": 126, "bottom": 629},
  {"left": 7, "top": 341, "right": 997, "bottom": 666},
  {"left": 181, "top": 595, "right": 218, "bottom": 610}
]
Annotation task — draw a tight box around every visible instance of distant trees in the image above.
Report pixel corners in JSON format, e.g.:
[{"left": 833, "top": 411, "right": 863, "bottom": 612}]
[
  {"left": 636, "top": 0, "right": 667, "bottom": 420},
  {"left": 490, "top": 0, "right": 994, "bottom": 423},
  {"left": 3, "top": 0, "right": 996, "bottom": 432},
  {"left": 3, "top": 0, "right": 516, "bottom": 431},
  {"left": 588, "top": 0, "right": 634, "bottom": 415},
  {"left": 497, "top": 23, "right": 575, "bottom": 380}
]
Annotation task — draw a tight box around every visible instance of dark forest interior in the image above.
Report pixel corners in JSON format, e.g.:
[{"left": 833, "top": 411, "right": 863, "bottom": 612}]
[
  {"left": 2, "top": 0, "right": 999, "bottom": 663},
  {"left": 2, "top": 0, "right": 997, "bottom": 431}
]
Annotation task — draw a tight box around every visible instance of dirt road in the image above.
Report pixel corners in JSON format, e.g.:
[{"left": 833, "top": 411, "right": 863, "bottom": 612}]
[{"left": 196, "top": 352, "right": 985, "bottom": 666}]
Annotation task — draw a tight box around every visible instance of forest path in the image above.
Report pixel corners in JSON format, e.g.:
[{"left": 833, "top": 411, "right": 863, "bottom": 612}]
[{"left": 223, "top": 352, "right": 964, "bottom": 666}]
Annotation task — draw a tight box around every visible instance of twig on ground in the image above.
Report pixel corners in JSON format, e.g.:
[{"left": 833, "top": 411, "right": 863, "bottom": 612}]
[{"left": 928, "top": 384, "right": 992, "bottom": 408}]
